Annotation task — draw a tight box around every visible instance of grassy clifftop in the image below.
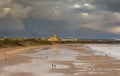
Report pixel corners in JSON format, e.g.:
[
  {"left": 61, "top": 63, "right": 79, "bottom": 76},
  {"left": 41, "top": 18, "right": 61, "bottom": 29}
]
[{"left": 0, "top": 38, "right": 52, "bottom": 48}]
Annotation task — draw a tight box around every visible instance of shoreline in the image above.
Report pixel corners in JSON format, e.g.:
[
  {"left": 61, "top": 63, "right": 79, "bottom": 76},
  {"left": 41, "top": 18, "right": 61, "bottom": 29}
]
[
  {"left": 49, "top": 44, "right": 120, "bottom": 76},
  {"left": 0, "top": 45, "right": 49, "bottom": 67},
  {"left": 0, "top": 44, "right": 120, "bottom": 76}
]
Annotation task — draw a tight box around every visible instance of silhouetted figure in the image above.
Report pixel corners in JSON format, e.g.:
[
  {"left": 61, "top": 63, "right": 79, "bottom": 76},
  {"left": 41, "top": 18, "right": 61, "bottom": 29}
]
[
  {"left": 5, "top": 58, "right": 7, "bottom": 61},
  {"left": 52, "top": 64, "right": 54, "bottom": 68},
  {"left": 106, "top": 54, "right": 108, "bottom": 57},
  {"left": 54, "top": 64, "right": 56, "bottom": 69},
  {"left": 52, "top": 64, "right": 57, "bottom": 69},
  {"left": 97, "top": 55, "right": 99, "bottom": 57}
]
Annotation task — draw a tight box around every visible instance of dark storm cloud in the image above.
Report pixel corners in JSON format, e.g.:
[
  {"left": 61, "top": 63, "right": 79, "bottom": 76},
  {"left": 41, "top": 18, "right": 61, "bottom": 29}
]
[
  {"left": 93, "top": 0, "right": 120, "bottom": 12},
  {"left": 0, "top": 14, "right": 24, "bottom": 31},
  {"left": 0, "top": 0, "right": 120, "bottom": 38}
]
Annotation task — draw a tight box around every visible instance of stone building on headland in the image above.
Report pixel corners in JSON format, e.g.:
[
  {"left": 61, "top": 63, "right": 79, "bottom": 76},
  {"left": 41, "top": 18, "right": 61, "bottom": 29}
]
[
  {"left": 47, "top": 32, "right": 78, "bottom": 42},
  {"left": 48, "top": 32, "right": 59, "bottom": 41}
]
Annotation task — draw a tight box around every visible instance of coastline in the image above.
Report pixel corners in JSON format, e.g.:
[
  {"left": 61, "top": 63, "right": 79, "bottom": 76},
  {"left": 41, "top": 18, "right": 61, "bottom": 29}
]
[
  {"left": 0, "top": 44, "right": 120, "bottom": 76},
  {"left": 0, "top": 45, "right": 48, "bottom": 67},
  {"left": 49, "top": 44, "right": 120, "bottom": 76}
]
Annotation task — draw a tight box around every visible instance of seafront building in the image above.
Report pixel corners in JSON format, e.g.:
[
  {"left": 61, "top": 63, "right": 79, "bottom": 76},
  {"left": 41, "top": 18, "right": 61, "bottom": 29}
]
[
  {"left": 60, "top": 38, "right": 78, "bottom": 42},
  {"left": 47, "top": 32, "right": 78, "bottom": 42},
  {"left": 0, "top": 32, "right": 78, "bottom": 42},
  {"left": 48, "top": 32, "right": 59, "bottom": 41}
]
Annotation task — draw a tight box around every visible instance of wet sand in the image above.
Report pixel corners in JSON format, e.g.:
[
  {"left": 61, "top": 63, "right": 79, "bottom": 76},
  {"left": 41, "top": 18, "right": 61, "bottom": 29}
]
[
  {"left": 0, "top": 44, "right": 120, "bottom": 76},
  {"left": 0, "top": 46, "right": 47, "bottom": 70},
  {"left": 50, "top": 44, "right": 120, "bottom": 76},
  {"left": 8, "top": 72, "right": 34, "bottom": 76}
]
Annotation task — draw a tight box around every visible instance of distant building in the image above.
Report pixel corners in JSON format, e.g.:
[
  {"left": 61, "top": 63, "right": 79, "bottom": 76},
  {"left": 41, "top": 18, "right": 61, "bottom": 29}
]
[
  {"left": 48, "top": 32, "right": 59, "bottom": 41},
  {"left": 60, "top": 38, "right": 78, "bottom": 42},
  {"left": 41, "top": 38, "right": 48, "bottom": 41}
]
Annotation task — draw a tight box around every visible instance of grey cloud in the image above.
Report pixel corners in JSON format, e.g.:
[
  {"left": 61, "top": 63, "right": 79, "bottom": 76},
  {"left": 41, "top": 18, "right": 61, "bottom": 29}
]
[
  {"left": 93, "top": 0, "right": 120, "bottom": 12},
  {"left": 0, "top": 15, "right": 24, "bottom": 31},
  {"left": 0, "top": 0, "right": 32, "bottom": 31},
  {"left": 0, "top": 0, "right": 120, "bottom": 39}
]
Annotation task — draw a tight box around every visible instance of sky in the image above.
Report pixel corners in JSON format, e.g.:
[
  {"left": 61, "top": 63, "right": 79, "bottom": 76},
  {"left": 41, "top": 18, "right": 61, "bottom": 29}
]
[{"left": 0, "top": 0, "right": 120, "bottom": 39}]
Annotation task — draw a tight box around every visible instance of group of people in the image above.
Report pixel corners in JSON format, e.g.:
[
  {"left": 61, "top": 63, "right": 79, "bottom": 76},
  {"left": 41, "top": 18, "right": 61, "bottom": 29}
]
[{"left": 52, "top": 64, "right": 56, "bottom": 69}]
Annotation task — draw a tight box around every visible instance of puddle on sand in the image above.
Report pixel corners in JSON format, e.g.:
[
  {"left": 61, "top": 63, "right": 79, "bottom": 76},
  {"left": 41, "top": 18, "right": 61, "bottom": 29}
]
[
  {"left": 0, "top": 46, "right": 78, "bottom": 76},
  {"left": 1, "top": 59, "right": 68, "bottom": 76},
  {"left": 23, "top": 47, "right": 79, "bottom": 61}
]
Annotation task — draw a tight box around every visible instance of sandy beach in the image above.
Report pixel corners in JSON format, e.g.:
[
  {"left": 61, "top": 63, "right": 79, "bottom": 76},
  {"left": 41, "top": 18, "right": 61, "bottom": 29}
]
[{"left": 0, "top": 44, "right": 120, "bottom": 76}]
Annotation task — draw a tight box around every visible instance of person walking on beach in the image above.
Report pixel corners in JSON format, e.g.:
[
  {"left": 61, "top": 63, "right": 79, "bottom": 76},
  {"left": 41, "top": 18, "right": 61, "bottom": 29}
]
[
  {"left": 52, "top": 64, "right": 54, "bottom": 68},
  {"left": 54, "top": 64, "right": 56, "bottom": 69},
  {"left": 52, "top": 64, "right": 56, "bottom": 69},
  {"left": 5, "top": 58, "right": 7, "bottom": 61}
]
